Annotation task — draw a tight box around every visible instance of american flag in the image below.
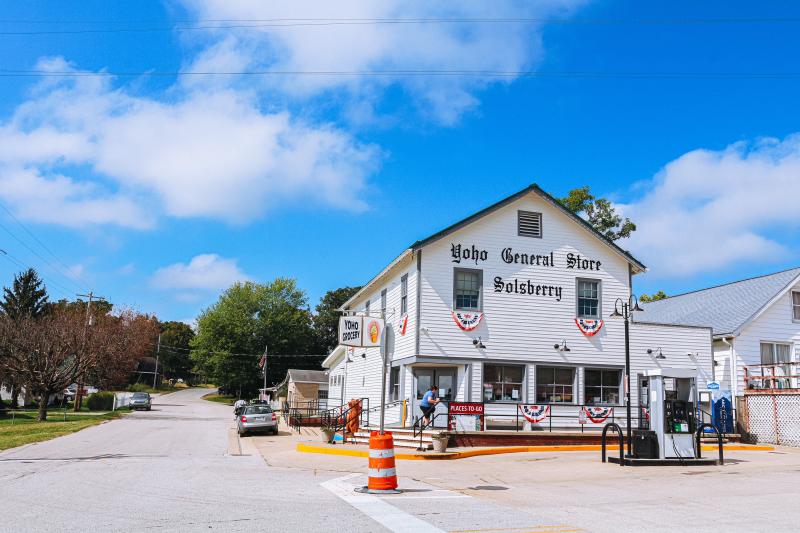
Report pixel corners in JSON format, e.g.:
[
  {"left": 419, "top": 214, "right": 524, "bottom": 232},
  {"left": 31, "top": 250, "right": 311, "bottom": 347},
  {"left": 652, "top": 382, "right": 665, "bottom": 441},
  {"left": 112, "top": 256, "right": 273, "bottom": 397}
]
[{"left": 258, "top": 346, "right": 267, "bottom": 369}]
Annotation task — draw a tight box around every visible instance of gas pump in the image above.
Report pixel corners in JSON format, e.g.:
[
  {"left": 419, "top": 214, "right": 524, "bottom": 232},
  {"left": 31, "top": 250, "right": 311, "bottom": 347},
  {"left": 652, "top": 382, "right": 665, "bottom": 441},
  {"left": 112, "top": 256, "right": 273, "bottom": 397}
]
[{"left": 634, "top": 368, "right": 698, "bottom": 460}]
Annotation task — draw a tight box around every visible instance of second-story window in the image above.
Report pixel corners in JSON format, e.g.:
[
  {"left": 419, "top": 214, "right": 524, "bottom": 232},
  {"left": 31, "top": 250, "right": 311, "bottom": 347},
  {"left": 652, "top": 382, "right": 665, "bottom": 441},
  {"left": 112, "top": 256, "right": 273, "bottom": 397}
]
[
  {"left": 365, "top": 299, "right": 370, "bottom": 316},
  {"left": 454, "top": 268, "right": 482, "bottom": 311},
  {"left": 793, "top": 291, "right": 800, "bottom": 321},
  {"left": 381, "top": 289, "right": 387, "bottom": 317},
  {"left": 577, "top": 279, "right": 601, "bottom": 318},
  {"left": 400, "top": 274, "right": 408, "bottom": 315}
]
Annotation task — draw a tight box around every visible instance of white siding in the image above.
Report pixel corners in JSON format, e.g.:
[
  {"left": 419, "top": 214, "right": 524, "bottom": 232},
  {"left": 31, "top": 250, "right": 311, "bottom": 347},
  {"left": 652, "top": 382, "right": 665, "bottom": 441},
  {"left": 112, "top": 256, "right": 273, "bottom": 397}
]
[
  {"left": 418, "top": 192, "right": 633, "bottom": 367},
  {"left": 733, "top": 282, "right": 800, "bottom": 395}
]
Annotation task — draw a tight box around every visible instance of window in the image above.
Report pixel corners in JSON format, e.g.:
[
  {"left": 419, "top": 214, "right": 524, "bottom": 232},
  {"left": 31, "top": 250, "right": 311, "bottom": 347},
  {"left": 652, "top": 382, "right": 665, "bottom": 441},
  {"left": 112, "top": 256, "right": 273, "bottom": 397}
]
[
  {"left": 400, "top": 275, "right": 408, "bottom": 315},
  {"left": 318, "top": 389, "right": 328, "bottom": 400},
  {"left": 389, "top": 367, "right": 400, "bottom": 401},
  {"left": 793, "top": 291, "right": 800, "bottom": 321},
  {"left": 416, "top": 369, "right": 456, "bottom": 401},
  {"left": 577, "top": 279, "right": 601, "bottom": 318},
  {"left": 536, "top": 366, "right": 575, "bottom": 403},
  {"left": 365, "top": 299, "right": 370, "bottom": 315},
  {"left": 483, "top": 364, "right": 524, "bottom": 402},
  {"left": 454, "top": 268, "right": 482, "bottom": 310},
  {"left": 584, "top": 369, "right": 621, "bottom": 405},
  {"left": 760, "top": 341, "right": 792, "bottom": 389},
  {"left": 381, "top": 289, "right": 387, "bottom": 317},
  {"left": 518, "top": 210, "right": 542, "bottom": 238}
]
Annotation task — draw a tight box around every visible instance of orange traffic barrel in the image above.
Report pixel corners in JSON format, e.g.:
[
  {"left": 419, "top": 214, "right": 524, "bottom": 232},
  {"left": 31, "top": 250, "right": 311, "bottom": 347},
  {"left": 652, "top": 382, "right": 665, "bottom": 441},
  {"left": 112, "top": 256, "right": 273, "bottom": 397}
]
[{"left": 357, "top": 431, "right": 401, "bottom": 494}]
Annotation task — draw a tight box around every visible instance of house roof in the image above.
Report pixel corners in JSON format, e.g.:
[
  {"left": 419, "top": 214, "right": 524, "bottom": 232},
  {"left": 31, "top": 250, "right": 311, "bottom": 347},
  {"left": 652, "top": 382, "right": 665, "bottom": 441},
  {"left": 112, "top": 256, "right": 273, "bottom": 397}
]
[
  {"left": 341, "top": 183, "right": 646, "bottom": 310},
  {"left": 409, "top": 183, "right": 647, "bottom": 272},
  {"left": 640, "top": 267, "right": 800, "bottom": 337},
  {"left": 287, "top": 369, "right": 328, "bottom": 384}
]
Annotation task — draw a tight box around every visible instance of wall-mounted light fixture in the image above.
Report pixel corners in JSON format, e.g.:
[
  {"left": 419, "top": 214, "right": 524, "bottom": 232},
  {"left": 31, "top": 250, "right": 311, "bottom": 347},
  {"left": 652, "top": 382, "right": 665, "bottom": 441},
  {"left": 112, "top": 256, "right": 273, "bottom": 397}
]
[
  {"left": 360, "top": 352, "right": 367, "bottom": 359},
  {"left": 472, "top": 337, "right": 486, "bottom": 349},
  {"left": 554, "top": 340, "right": 571, "bottom": 352},
  {"left": 647, "top": 347, "right": 666, "bottom": 360}
]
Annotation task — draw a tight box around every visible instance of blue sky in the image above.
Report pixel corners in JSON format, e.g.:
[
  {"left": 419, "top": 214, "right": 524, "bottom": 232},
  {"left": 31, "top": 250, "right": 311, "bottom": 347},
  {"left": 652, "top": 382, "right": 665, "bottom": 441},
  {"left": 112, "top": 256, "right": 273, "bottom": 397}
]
[{"left": 0, "top": 1, "right": 798, "bottom": 322}]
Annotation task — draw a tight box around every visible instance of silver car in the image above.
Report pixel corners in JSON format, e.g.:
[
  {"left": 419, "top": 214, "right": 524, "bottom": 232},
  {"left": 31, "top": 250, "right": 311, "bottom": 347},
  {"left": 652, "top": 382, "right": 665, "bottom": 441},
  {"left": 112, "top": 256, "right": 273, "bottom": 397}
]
[
  {"left": 237, "top": 405, "right": 278, "bottom": 436},
  {"left": 129, "top": 392, "right": 152, "bottom": 411}
]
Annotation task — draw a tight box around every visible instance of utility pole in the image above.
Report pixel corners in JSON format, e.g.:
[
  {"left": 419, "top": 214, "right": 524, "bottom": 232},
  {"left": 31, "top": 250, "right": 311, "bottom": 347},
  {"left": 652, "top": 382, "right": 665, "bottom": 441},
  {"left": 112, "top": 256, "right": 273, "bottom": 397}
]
[
  {"left": 74, "top": 291, "right": 106, "bottom": 411},
  {"left": 153, "top": 334, "right": 161, "bottom": 389},
  {"left": 261, "top": 345, "right": 268, "bottom": 400}
]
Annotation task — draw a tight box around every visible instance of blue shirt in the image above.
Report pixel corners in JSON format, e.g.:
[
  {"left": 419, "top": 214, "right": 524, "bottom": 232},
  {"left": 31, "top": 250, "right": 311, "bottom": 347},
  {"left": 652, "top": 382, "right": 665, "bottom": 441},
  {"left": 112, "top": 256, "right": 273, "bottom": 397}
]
[{"left": 420, "top": 390, "right": 437, "bottom": 408}]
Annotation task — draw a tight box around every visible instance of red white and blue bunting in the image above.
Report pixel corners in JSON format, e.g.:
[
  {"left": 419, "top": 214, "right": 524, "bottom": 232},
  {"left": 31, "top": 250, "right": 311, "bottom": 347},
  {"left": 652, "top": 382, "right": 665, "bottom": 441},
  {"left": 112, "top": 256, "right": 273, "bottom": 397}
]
[
  {"left": 397, "top": 314, "right": 409, "bottom": 336},
  {"left": 518, "top": 404, "right": 550, "bottom": 423},
  {"left": 452, "top": 311, "right": 484, "bottom": 331},
  {"left": 575, "top": 318, "right": 604, "bottom": 337},
  {"left": 581, "top": 406, "right": 614, "bottom": 424}
]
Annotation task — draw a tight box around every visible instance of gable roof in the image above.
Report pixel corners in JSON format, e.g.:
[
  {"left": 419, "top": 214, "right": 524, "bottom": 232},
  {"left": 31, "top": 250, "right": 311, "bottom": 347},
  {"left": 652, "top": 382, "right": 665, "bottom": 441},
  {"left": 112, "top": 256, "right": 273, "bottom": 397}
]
[
  {"left": 287, "top": 368, "right": 328, "bottom": 384},
  {"left": 341, "top": 183, "right": 646, "bottom": 310},
  {"left": 640, "top": 267, "right": 800, "bottom": 337},
  {"left": 410, "top": 183, "right": 647, "bottom": 272}
]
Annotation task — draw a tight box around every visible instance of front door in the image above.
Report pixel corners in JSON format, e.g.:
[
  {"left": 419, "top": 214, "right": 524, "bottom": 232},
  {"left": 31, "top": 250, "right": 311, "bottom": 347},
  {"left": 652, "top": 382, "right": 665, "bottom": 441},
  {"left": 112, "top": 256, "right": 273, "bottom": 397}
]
[{"left": 413, "top": 368, "right": 456, "bottom": 428}]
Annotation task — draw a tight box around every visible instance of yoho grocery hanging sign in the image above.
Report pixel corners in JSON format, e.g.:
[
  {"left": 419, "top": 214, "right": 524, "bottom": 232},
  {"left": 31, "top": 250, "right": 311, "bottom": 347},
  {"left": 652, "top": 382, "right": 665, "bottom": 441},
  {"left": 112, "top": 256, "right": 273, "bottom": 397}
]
[{"left": 338, "top": 316, "right": 385, "bottom": 348}]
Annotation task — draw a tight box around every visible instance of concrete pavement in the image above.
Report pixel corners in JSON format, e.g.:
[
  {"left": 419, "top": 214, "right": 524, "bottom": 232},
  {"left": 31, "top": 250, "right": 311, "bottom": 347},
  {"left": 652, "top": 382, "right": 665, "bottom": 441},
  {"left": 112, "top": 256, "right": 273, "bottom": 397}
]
[{"left": 4, "top": 388, "right": 798, "bottom": 532}]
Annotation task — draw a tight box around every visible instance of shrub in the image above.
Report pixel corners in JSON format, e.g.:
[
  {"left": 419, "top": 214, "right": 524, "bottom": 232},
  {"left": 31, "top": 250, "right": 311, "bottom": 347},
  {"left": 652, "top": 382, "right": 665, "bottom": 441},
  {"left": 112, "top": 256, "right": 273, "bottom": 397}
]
[
  {"left": 86, "top": 391, "right": 115, "bottom": 411},
  {"left": 127, "top": 383, "right": 151, "bottom": 393}
]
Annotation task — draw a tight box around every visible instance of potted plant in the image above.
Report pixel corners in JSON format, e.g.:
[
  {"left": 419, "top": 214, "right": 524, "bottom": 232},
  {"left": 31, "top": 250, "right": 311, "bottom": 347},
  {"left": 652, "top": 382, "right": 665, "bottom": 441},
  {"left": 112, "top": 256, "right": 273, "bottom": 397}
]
[
  {"left": 431, "top": 432, "right": 449, "bottom": 453},
  {"left": 321, "top": 421, "right": 337, "bottom": 444}
]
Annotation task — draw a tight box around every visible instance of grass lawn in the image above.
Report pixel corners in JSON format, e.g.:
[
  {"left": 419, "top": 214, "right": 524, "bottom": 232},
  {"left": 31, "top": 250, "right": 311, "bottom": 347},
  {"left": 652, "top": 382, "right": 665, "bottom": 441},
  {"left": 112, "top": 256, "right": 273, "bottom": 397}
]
[
  {"left": 0, "top": 410, "right": 123, "bottom": 451},
  {"left": 202, "top": 393, "right": 236, "bottom": 406}
]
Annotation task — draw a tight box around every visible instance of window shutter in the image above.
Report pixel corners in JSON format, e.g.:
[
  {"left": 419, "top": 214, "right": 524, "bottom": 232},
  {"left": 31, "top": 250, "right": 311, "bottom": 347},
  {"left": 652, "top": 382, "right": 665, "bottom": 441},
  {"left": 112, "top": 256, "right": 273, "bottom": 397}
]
[{"left": 518, "top": 210, "right": 542, "bottom": 238}]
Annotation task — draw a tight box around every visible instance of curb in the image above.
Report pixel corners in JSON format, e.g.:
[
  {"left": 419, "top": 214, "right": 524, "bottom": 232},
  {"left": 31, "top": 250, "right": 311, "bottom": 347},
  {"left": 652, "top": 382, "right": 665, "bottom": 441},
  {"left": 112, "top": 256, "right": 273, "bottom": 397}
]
[{"left": 296, "top": 442, "right": 774, "bottom": 460}]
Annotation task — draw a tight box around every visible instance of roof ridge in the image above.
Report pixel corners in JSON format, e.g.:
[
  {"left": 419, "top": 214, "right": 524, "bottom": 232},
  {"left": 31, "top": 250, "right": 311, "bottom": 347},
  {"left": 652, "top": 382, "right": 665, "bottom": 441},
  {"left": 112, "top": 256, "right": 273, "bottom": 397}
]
[{"left": 647, "top": 265, "right": 800, "bottom": 303}]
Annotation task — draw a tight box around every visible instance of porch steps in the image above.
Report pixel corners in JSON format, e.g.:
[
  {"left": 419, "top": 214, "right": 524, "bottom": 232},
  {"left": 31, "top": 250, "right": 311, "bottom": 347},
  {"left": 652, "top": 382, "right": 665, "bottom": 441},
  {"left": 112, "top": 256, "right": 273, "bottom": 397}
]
[{"left": 353, "top": 427, "right": 438, "bottom": 450}]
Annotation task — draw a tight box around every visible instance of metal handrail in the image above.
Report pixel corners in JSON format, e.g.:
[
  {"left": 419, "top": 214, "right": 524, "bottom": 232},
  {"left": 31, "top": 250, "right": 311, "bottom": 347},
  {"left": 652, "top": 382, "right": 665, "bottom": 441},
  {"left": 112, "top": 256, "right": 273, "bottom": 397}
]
[
  {"left": 601, "top": 422, "right": 625, "bottom": 466},
  {"left": 412, "top": 412, "right": 443, "bottom": 451},
  {"left": 696, "top": 423, "right": 724, "bottom": 465}
]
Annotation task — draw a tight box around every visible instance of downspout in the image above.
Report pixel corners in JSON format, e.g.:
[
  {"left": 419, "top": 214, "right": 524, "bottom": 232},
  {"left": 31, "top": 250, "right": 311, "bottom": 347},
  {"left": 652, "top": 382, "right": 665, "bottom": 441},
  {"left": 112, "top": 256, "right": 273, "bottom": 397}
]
[{"left": 721, "top": 336, "right": 736, "bottom": 396}]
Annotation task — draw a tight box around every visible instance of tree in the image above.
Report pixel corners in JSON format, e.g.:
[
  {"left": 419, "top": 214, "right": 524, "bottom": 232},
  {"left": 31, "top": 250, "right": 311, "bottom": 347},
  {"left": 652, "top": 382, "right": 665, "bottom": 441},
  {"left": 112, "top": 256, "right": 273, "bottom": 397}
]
[
  {"left": 639, "top": 291, "right": 668, "bottom": 303},
  {"left": 0, "top": 268, "right": 50, "bottom": 411},
  {"left": 560, "top": 186, "right": 636, "bottom": 241},
  {"left": 191, "top": 279, "right": 318, "bottom": 397},
  {"left": 312, "top": 286, "right": 362, "bottom": 354},
  {"left": 157, "top": 321, "right": 195, "bottom": 382},
  {"left": 0, "top": 268, "right": 49, "bottom": 320}
]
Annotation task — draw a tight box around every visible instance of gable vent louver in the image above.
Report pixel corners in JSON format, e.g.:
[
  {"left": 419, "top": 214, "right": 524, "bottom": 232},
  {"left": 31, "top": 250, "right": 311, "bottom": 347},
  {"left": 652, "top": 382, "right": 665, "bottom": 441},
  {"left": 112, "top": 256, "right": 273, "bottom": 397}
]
[{"left": 518, "top": 210, "right": 542, "bottom": 238}]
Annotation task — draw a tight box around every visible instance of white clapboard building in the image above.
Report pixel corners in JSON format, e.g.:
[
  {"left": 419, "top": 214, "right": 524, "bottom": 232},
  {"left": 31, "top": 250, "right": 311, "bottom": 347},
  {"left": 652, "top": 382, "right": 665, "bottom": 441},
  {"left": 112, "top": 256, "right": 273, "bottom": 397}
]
[{"left": 323, "top": 184, "right": 714, "bottom": 429}]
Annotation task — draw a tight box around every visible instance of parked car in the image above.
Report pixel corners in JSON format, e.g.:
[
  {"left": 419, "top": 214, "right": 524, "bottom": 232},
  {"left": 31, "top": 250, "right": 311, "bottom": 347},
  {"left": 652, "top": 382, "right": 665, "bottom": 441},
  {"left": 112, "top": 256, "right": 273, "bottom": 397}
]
[
  {"left": 129, "top": 392, "right": 152, "bottom": 411},
  {"left": 249, "top": 398, "right": 269, "bottom": 405},
  {"left": 63, "top": 384, "right": 99, "bottom": 402},
  {"left": 237, "top": 405, "right": 278, "bottom": 436}
]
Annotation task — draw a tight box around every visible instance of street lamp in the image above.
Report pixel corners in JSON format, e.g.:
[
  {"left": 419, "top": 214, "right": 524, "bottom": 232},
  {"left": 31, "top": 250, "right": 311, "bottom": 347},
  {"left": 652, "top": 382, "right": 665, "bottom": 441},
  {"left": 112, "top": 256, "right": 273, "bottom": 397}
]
[{"left": 609, "top": 295, "right": 643, "bottom": 457}]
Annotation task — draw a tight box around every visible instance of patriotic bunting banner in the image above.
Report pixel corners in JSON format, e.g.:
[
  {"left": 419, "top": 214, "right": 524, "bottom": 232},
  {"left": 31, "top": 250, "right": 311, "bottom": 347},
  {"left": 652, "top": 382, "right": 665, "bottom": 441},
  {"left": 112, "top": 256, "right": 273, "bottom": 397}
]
[
  {"left": 518, "top": 404, "right": 550, "bottom": 423},
  {"left": 581, "top": 406, "right": 614, "bottom": 423},
  {"left": 575, "top": 318, "right": 604, "bottom": 337},
  {"left": 397, "top": 314, "right": 409, "bottom": 336},
  {"left": 452, "top": 311, "right": 484, "bottom": 331}
]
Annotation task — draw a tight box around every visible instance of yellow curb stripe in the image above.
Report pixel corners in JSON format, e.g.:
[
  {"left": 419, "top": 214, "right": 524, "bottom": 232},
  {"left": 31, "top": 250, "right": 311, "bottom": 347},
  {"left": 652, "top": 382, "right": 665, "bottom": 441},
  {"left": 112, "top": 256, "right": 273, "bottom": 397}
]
[{"left": 296, "top": 442, "right": 774, "bottom": 460}]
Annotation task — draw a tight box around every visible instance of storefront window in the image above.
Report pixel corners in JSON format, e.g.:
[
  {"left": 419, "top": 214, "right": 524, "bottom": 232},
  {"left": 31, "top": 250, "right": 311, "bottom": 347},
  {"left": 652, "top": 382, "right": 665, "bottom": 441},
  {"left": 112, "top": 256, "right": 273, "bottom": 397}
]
[
  {"left": 584, "top": 368, "right": 621, "bottom": 405},
  {"left": 483, "top": 364, "right": 524, "bottom": 402},
  {"left": 390, "top": 367, "right": 400, "bottom": 401},
  {"left": 536, "top": 366, "right": 575, "bottom": 403}
]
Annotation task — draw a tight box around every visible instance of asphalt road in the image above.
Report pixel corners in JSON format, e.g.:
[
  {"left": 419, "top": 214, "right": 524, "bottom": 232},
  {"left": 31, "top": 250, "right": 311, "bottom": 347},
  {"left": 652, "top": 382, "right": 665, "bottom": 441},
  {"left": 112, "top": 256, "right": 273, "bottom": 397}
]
[{"left": 0, "top": 388, "right": 389, "bottom": 532}]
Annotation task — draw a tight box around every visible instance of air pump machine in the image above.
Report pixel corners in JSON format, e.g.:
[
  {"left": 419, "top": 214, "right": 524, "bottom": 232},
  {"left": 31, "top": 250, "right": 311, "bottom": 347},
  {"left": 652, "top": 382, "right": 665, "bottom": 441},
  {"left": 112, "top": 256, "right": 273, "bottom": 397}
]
[{"left": 635, "top": 368, "right": 698, "bottom": 460}]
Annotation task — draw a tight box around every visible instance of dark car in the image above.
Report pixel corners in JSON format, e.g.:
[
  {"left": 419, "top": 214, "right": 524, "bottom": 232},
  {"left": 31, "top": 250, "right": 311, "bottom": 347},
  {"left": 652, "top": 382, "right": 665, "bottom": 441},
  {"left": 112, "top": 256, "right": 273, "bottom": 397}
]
[{"left": 130, "top": 392, "right": 152, "bottom": 411}]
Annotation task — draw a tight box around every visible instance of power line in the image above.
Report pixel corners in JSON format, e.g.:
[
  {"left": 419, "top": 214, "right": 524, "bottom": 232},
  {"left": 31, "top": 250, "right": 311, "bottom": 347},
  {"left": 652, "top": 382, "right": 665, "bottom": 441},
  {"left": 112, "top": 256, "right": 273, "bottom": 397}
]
[
  {"left": 158, "top": 343, "right": 325, "bottom": 358},
  {"left": 1, "top": 68, "right": 799, "bottom": 80},
  {"left": 0, "top": 200, "right": 91, "bottom": 291},
  {"left": 0, "top": 249, "right": 75, "bottom": 300},
  {"left": 0, "top": 218, "right": 87, "bottom": 293}
]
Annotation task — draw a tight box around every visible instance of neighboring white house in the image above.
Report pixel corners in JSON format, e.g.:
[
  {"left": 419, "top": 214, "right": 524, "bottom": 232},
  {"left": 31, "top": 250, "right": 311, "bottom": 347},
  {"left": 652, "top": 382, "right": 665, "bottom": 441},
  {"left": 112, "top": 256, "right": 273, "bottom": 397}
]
[
  {"left": 641, "top": 267, "right": 800, "bottom": 397},
  {"left": 323, "top": 184, "right": 713, "bottom": 429}
]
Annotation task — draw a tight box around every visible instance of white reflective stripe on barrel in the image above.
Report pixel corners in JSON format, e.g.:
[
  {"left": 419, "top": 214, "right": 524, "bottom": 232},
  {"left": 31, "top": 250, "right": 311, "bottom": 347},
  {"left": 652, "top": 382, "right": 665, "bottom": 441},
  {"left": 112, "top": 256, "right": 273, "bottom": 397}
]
[
  {"left": 369, "top": 449, "right": 395, "bottom": 459},
  {"left": 369, "top": 467, "right": 397, "bottom": 478}
]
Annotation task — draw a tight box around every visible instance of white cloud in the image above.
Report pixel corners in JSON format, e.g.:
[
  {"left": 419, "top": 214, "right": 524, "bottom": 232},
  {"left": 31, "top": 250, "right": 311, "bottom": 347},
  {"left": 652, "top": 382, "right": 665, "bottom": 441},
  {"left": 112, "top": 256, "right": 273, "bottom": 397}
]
[
  {"left": 622, "top": 135, "right": 800, "bottom": 277},
  {"left": 178, "top": 0, "right": 588, "bottom": 124},
  {"left": 0, "top": 58, "right": 379, "bottom": 227},
  {"left": 151, "top": 253, "right": 251, "bottom": 291}
]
